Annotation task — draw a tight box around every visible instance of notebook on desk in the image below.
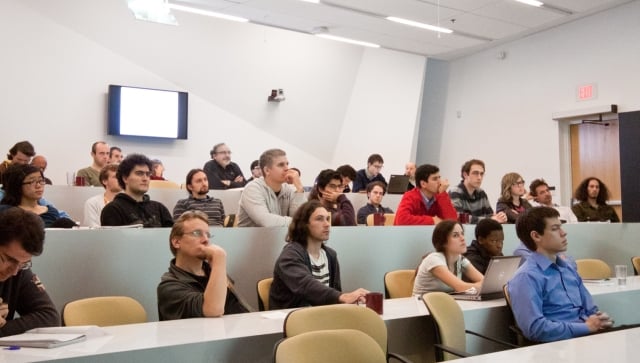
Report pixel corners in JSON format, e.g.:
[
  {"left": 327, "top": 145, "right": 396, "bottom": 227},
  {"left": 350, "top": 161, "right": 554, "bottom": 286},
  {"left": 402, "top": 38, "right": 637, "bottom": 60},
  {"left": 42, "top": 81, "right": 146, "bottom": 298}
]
[
  {"left": 451, "top": 256, "right": 522, "bottom": 301},
  {"left": 386, "top": 175, "right": 410, "bottom": 194}
]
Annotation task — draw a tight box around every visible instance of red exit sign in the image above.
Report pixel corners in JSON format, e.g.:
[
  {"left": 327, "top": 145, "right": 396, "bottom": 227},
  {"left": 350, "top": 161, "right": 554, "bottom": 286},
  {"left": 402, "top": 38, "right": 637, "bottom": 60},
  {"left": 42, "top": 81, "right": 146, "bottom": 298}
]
[{"left": 577, "top": 84, "right": 597, "bottom": 101}]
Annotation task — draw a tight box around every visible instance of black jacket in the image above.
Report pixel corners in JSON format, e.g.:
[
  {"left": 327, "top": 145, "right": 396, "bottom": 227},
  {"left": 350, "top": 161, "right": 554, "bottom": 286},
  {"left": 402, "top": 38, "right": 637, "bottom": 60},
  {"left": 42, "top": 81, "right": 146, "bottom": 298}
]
[{"left": 100, "top": 193, "right": 173, "bottom": 227}]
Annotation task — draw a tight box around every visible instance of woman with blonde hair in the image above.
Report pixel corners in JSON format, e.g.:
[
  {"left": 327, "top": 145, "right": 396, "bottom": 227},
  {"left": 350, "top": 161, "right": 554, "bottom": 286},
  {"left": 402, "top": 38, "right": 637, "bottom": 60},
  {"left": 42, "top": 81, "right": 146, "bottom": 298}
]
[{"left": 496, "top": 172, "right": 532, "bottom": 223}]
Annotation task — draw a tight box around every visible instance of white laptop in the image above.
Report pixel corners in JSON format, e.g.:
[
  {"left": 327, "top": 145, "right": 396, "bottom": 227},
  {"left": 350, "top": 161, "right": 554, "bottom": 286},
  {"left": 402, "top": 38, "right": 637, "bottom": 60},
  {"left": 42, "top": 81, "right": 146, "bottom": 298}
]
[{"left": 451, "top": 256, "right": 522, "bottom": 301}]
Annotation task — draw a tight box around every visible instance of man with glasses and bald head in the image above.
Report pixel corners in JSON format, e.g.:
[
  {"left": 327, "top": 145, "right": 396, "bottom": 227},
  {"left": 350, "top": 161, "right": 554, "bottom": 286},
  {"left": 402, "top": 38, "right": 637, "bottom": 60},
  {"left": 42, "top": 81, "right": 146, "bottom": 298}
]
[
  {"left": 203, "top": 143, "right": 246, "bottom": 190},
  {"left": 157, "top": 211, "right": 250, "bottom": 320},
  {"left": 0, "top": 207, "right": 60, "bottom": 336}
]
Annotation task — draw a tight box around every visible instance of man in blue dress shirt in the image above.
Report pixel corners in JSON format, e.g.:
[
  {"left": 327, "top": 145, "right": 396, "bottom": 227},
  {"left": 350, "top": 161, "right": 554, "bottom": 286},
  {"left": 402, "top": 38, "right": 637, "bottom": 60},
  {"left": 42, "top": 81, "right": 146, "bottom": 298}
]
[{"left": 507, "top": 207, "right": 613, "bottom": 342}]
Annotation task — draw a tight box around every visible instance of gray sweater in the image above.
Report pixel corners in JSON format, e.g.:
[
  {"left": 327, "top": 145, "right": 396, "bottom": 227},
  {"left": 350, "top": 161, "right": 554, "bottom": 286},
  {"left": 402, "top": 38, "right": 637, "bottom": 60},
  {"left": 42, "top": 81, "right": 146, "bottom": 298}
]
[{"left": 237, "top": 178, "right": 306, "bottom": 227}]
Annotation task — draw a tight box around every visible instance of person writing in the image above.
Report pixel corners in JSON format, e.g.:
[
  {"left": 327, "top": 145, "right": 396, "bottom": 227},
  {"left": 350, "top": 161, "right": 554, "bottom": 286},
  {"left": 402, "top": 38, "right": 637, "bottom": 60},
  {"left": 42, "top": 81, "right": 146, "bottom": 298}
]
[{"left": 413, "top": 220, "right": 484, "bottom": 295}]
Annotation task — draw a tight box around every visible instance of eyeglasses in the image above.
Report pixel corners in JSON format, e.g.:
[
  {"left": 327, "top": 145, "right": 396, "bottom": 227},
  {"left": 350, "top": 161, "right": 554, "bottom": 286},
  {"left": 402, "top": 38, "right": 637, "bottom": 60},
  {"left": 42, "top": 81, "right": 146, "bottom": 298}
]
[
  {"left": 216, "top": 151, "right": 232, "bottom": 155},
  {"left": 325, "top": 183, "right": 344, "bottom": 191},
  {"left": 22, "top": 179, "right": 46, "bottom": 187},
  {"left": 0, "top": 252, "right": 32, "bottom": 270},
  {"left": 133, "top": 170, "right": 152, "bottom": 177},
  {"left": 513, "top": 180, "right": 525, "bottom": 186},
  {"left": 252, "top": 166, "right": 261, "bottom": 170},
  {"left": 371, "top": 164, "right": 383, "bottom": 170},
  {"left": 183, "top": 230, "right": 212, "bottom": 239}
]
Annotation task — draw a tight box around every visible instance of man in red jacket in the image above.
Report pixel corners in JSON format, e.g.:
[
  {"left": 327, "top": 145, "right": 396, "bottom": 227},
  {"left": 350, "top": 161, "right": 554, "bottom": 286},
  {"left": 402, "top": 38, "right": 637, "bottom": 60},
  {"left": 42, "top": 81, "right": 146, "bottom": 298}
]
[{"left": 394, "top": 164, "right": 457, "bottom": 225}]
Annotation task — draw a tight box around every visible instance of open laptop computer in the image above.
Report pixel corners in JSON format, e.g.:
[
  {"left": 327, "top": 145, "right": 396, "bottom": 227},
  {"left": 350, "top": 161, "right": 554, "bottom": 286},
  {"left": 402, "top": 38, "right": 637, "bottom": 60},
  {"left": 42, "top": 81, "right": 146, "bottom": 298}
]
[
  {"left": 452, "top": 256, "right": 522, "bottom": 301},
  {"left": 386, "top": 174, "right": 410, "bottom": 194}
]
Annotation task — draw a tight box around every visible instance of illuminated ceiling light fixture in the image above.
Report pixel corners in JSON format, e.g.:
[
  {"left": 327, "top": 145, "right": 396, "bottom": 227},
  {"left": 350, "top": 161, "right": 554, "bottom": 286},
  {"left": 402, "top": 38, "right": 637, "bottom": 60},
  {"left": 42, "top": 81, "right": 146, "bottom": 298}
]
[
  {"left": 315, "top": 33, "right": 380, "bottom": 48},
  {"left": 168, "top": 3, "right": 249, "bottom": 23},
  {"left": 386, "top": 16, "right": 453, "bottom": 34},
  {"left": 127, "top": 0, "right": 177, "bottom": 25},
  {"left": 515, "top": 0, "right": 544, "bottom": 7}
]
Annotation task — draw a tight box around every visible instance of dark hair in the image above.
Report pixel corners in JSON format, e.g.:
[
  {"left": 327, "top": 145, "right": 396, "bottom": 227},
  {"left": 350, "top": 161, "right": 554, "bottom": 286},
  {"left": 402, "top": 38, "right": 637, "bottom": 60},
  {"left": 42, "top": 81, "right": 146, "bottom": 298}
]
[
  {"left": 0, "top": 207, "right": 45, "bottom": 255},
  {"left": 1, "top": 164, "right": 43, "bottom": 206},
  {"left": 185, "top": 168, "right": 206, "bottom": 194},
  {"left": 91, "top": 141, "right": 107, "bottom": 154},
  {"left": 367, "top": 154, "right": 384, "bottom": 165},
  {"left": 210, "top": 143, "right": 226, "bottom": 158},
  {"left": 529, "top": 178, "right": 548, "bottom": 197},
  {"left": 169, "top": 210, "right": 209, "bottom": 256},
  {"left": 109, "top": 146, "right": 122, "bottom": 157},
  {"left": 286, "top": 200, "right": 326, "bottom": 247},
  {"left": 574, "top": 177, "right": 610, "bottom": 204},
  {"left": 432, "top": 219, "right": 462, "bottom": 253},
  {"left": 99, "top": 164, "right": 119, "bottom": 189},
  {"left": 474, "top": 218, "right": 503, "bottom": 240},
  {"left": 336, "top": 164, "right": 356, "bottom": 180},
  {"left": 259, "top": 148, "right": 286, "bottom": 175},
  {"left": 116, "top": 153, "right": 152, "bottom": 190},
  {"left": 515, "top": 207, "right": 560, "bottom": 251},
  {"left": 415, "top": 164, "right": 439, "bottom": 185},
  {"left": 290, "top": 167, "right": 301, "bottom": 177},
  {"left": 366, "top": 181, "right": 386, "bottom": 195},
  {"left": 460, "top": 159, "right": 485, "bottom": 181},
  {"left": 250, "top": 160, "right": 259, "bottom": 170},
  {"left": 7, "top": 141, "right": 35, "bottom": 160},
  {"left": 309, "top": 169, "right": 341, "bottom": 201}
]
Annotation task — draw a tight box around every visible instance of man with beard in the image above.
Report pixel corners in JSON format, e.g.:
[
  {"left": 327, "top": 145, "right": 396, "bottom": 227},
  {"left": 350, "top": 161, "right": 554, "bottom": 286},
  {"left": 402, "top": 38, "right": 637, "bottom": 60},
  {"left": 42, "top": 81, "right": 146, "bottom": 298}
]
[
  {"left": 173, "top": 169, "right": 225, "bottom": 226},
  {"left": 203, "top": 143, "right": 246, "bottom": 190}
]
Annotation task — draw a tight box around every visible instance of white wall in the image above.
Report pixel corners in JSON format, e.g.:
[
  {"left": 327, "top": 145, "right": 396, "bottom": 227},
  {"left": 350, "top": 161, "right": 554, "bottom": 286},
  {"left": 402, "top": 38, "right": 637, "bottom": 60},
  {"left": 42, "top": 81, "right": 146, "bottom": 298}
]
[
  {"left": 427, "top": 0, "right": 640, "bottom": 205},
  {"left": 0, "top": 0, "right": 425, "bottom": 186}
]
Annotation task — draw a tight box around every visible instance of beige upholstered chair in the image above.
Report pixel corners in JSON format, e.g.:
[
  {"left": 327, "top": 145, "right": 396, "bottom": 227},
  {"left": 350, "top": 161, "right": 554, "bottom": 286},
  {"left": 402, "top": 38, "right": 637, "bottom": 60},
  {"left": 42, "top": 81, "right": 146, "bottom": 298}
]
[
  {"left": 283, "top": 304, "right": 411, "bottom": 362},
  {"left": 631, "top": 256, "right": 640, "bottom": 275},
  {"left": 575, "top": 259, "right": 612, "bottom": 280},
  {"left": 502, "top": 285, "right": 537, "bottom": 347},
  {"left": 256, "top": 277, "right": 273, "bottom": 311},
  {"left": 366, "top": 213, "right": 396, "bottom": 226},
  {"left": 384, "top": 269, "right": 415, "bottom": 299},
  {"left": 223, "top": 214, "right": 239, "bottom": 227},
  {"left": 149, "top": 180, "right": 181, "bottom": 189},
  {"left": 274, "top": 329, "right": 387, "bottom": 363},
  {"left": 422, "top": 292, "right": 517, "bottom": 361},
  {"left": 62, "top": 296, "right": 147, "bottom": 327}
]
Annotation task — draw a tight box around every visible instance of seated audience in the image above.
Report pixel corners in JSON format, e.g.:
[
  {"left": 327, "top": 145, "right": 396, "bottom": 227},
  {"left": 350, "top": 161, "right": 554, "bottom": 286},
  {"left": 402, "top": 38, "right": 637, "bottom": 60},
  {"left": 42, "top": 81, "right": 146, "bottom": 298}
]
[
  {"left": 507, "top": 207, "right": 614, "bottom": 342},
  {"left": 394, "top": 164, "right": 457, "bottom": 225},
  {"left": 356, "top": 181, "right": 394, "bottom": 224},
  {"left": 203, "top": 143, "right": 246, "bottom": 190},
  {"left": 529, "top": 178, "right": 578, "bottom": 223},
  {"left": 413, "top": 220, "right": 483, "bottom": 295},
  {"left": 100, "top": 154, "right": 173, "bottom": 227},
  {"left": 237, "top": 149, "right": 305, "bottom": 227},
  {"left": 83, "top": 164, "right": 121, "bottom": 227},
  {"left": 30, "top": 155, "right": 52, "bottom": 185},
  {"left": 571, "top": 177, "right": 620, "bottom": 222},
  {"left": 496, "top": 172, "right": 532, "bottom": 223},
  {"left": 449, "top": 159, "right": 507, "bottom": 223},
  {"left": 1, "top": 164, "right": 63, "bottom": 227},
  {"left": 109, "top": 146, "right": 124, "bottom": 164},
  {"left": 308, "top": 169, "right": 356, "bottom": 226},
  {"left": 352, "top": 154, "right": 387, "bottom": 193},
  {"left": 405, "top": 162, "right": 416, "bottom": 190},
  {"left": 463, "top": 219, "right": 504, "bottom": 275},
  {"left": 173, "top": 169, "right": 225, "bottom": 226},
  {"left": 150, "top": 159, "right": 166, "bottom": 180},
  {"left": 0, "top": 207, "right": 60, "bottom": 336},
  {"left": 0, "top": 141, "right": 35, "bottom": 184},
  {"left": 269, "top": 200, "right": 368, "bottom": 309},
  {"left": 336, "top": 164, "right": 356, "bottom": 193},
  {"left": 76, "top": 141, "right": 110, "bottom": 187},
  {"left": 246, "top": 160, "right": 262, "bottom": 182},
  {"left": 157, "top": 211, "right": 249, "bottom": 320}
]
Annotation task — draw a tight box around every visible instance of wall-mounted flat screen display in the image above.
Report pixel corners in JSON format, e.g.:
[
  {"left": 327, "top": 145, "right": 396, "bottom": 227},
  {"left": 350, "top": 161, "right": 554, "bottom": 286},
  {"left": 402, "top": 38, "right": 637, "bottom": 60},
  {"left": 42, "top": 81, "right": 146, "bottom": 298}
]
[{"left": 108, "top": 85, "right": 188, "bottom": 139}]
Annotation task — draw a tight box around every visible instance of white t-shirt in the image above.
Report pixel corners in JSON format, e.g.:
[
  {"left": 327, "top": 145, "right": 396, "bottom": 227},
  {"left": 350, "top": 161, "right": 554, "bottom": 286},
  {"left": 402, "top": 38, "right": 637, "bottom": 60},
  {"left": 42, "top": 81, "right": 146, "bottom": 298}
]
[
  {"left": 309, "top": 249, "right": 330, "bottom": 286},
  {"left": 413, "top": 252, "right": 471, "bottom": 295}
]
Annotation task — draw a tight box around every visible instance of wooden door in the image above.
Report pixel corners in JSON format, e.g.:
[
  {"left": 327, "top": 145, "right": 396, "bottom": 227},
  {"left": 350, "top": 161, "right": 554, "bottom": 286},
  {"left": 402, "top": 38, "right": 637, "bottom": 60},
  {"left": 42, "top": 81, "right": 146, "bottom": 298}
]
[{"left": 570, "top": 119, "right": 622, "bottom": 219}]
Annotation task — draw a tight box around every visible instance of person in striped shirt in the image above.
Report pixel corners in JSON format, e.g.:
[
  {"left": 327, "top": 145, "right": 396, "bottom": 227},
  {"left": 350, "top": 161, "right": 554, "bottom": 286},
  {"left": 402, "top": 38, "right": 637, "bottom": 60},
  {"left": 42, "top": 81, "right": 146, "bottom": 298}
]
[{"left": 173, "top": 169, "right": 225, "bottom": 226}]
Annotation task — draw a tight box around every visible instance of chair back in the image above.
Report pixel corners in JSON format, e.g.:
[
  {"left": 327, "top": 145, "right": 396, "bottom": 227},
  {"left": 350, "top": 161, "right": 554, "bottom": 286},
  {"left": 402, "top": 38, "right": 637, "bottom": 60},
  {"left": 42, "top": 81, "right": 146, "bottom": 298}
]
[
  {"left": 502, "top": 284, "right": 536, "bottom": 346},
  {"left": 149, "top": 180, "right": 181, "bottom": 189},
  {"left": 224, "top": 214, "right": 239, "bottom": 227},
  {"left": 257, "top": 277, "right": 273, "bottom": 311},
  {"left": 575, "top": 259, "right": 612, "bottom": 279},
  {"left": 283, "top": 304, "right": 388, "bottom": 355},
  {"left": 62, "top": 296, "right": 147, "bottom": 327},
  {"left": 274, "top": 329, "right": 386, "bottom": 363},
  {"left": 422, "top": 292, "right": 466, "bottom": 361},
  {"left": 366, "top": 213, "right": 396, "bottom": 226},
  {"left": 632, "top": 256, "right": 640, "bottom": 275},
  {"left": 384, "top": 269, "right": 415, "bottom": 298}
]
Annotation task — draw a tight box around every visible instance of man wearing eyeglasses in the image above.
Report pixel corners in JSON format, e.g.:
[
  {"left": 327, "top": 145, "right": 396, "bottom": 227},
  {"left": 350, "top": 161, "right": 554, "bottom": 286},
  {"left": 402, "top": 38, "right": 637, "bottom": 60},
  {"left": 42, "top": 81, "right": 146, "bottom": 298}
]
[
  {"left": 100, "top": 154, "right": 173, "bottom": 227},
  {"left": 157, "top": 211, "right": 250, "bottom": 320},
  {"left": 203, "top": 143, "right": 246, "bottom": 190},
  {"left": 0, "top": 207, "right": 60, "bottom": 337},
  {"left": 351, "top": 154, "right": 387, "bottom": 193}
]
